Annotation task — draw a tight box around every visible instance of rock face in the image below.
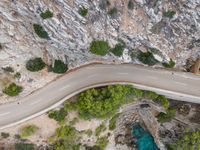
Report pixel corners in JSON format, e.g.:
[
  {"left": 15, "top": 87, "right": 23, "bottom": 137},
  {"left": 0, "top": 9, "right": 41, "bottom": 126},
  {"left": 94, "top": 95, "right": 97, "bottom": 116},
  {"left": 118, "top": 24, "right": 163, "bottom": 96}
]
[{"left": 0, "top": 0, "right": 200, "bottom": 101}]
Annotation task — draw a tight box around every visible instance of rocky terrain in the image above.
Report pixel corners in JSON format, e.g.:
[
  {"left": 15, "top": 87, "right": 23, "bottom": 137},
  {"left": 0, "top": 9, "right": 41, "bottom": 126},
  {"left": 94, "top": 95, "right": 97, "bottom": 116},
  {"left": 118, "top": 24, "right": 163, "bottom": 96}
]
[{"left": 0, "top": 0, "right": 200, "bottom": 102}]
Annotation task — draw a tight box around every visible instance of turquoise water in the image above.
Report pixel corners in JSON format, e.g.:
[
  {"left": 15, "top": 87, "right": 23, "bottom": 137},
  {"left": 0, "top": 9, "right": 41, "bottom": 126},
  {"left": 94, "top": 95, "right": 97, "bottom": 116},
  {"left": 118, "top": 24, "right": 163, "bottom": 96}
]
[{"left": 132, "top": 124, "right": 159, "bottom": 150}]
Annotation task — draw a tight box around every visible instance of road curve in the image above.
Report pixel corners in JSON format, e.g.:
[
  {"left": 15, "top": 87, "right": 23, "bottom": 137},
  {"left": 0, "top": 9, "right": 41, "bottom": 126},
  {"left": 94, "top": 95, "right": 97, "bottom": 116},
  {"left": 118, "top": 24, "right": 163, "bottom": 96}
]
[{"left": 0, "top": 64, "right": 200, "bottom": 129}]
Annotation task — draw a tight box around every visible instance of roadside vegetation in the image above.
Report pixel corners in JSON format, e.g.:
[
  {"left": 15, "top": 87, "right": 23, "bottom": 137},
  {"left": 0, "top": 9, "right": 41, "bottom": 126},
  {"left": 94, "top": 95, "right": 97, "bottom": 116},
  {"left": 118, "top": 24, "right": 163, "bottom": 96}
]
[
  {"left": 49, "top": 59, "right": 68, "bottom": 74},
  {"left": 162, "top": 58, "right": 175, "bottom": 68},
  {"left": 33, "top": 24, "right": 49, "bottom": 39},
  {"left": 40, "top": 10, "right": 53, "bottom": 19},
  {"left": 90, "top": 40, "right": 110, "bottom": 56},
  {"left": 26, "top": 57, "right": 46, "bottom": 72},
  {"left": 20, "top": 125, "right": 39, "bottom": 138},
  {"left": 111, "top": 43, "right": 124, "bottom": 57},
  {"left": 137, "top": 51, "right": 159, "bottom": 66},
  {"left": 3, "top": 83, "right": 23, "bottom": 96}
]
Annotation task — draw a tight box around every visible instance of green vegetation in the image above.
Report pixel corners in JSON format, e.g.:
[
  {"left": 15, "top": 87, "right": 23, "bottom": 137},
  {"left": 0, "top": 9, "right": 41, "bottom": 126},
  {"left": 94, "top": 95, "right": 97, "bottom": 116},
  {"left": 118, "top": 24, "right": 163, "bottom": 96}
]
[
  {"left": 3, "top": 83, "right": 23, "bottom": 96},
  {"left": 40, "top": 10, "right": 53, "bottom": 19},
  {"left": 53, "top": 125, "right": 80, "bottom": 150},
  {"left": 20, "top": 125, "right": 39, "bottom": 138},
  {"left": 157, "top": 108, "right": 176, "bottom": 123},
  {"left": 0, "top": 43, "right": 2, "bottom": 49},
  {"left": 90, "top": 40, "right": 110, "bottom": 56},
  {"left": 26, "top": 57, "right": 46, "bottom": 72},
  {"left": 128, "top": 0, "right": 134, "bottom": 10},
  {"left": 111, "top": 43, "right": 124, "bottom": 57},
  {"left": 84, "top": 129, "right": 93, "bottom": 137},
  {"left": 14, "top": 72, "right": 21, "bottom": 79},
  {"left": 2, "top": 66, "right": 14, "bottom": 73},
  {"left": 33, "top": 24, "right": 49, "bottom": 39},
  {"left": 162, "top": 59, "right": 175, "bottom": 68},
  {"left": 109, "top": 113, "right": 119, "bottom": 130},
  {"left": 48, "top": 108, "right": 68, "bottom": 122},
  {"left": 50, "top": 60, "right": 68, "bottom": 74},
  {"left": 163, "top": 10, "right": 176, "bottom": 18},
  {"left": 76, "top": 85, "right": 133, "bottom": 119},
  {"left": 1, "top": 132, "right": 9, "bottom": 138},
  {"left": 137, "top": 51, "right": 158, "bottom": 66},
  {"left": 79, "top": 6, "right": 88, "bottom": 17},
  {"left": 108, "top": 7, "right": 118, "bottom": 17},
  {"left": 95, "top": 123, "right": 106, "bottom": 136},
  {"left": 153, "top": 95, "right": 169, "bottom": 110},
  {"left": 15, "top": 143, "right": 35, "bottom": 150},
  {"left": 169, "top": 129, "right": 200, "bottom": 150},
  {"left": 96, "top": 136, "right": 109, "bottom": 150}
]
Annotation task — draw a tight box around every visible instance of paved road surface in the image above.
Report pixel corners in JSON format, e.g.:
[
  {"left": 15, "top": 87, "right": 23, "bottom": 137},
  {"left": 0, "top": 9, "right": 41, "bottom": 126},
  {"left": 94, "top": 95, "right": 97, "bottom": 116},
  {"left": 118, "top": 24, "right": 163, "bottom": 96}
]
[{"left": 0, "top": 64, "right": 200, "bottom": 129}]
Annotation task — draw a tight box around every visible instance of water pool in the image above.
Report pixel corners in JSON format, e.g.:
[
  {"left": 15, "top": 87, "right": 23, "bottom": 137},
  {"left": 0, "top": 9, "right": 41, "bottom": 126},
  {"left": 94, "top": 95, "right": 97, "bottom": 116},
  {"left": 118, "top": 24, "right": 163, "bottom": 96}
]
[{"left": 132, "top": 124, "right": 159, "bottom": 150}]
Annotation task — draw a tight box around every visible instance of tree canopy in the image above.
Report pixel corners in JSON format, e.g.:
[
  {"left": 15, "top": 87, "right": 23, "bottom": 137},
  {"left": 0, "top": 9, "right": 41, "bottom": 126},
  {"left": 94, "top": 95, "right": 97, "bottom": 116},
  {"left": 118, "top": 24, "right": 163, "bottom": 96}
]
[
  {"left": 90, "top": 40, "right": 110, "bottom": 56},
  {"left": 3, "top": 83, "right": 23, "bottom": 96},
  {"left": 26, "top": 57, "right": 46, "bottom": 72},
  {"left": 51, "top": 60, "right": 68, "bottom": 74},
  {"left": 137, "top": 51, "right": 158, "bottom": 66}
]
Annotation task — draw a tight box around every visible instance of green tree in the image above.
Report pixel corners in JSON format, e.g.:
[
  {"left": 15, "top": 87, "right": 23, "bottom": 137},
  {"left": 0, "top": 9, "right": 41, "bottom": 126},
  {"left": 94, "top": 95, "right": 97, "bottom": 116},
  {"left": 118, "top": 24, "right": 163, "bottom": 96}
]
[
  {"left": 109, "top": 113, "right": 119, "bottom": 130},
  {"left": 137, "top": 51, "right": 159, "bottom": 66},
  {"left": 157, "top": 108, "right": 176, "bottom": 123},
  {"left": 48, "top": 108, "right": 68, "bottom": 122},
  {"left": 108, "top": 7, "right": 118, "bottom": 18},
  {"left": 163, "top": 10, "right": 176, "bottom": 18},
  {"left": 162, "top": 59, "right": 175, "bottom": 68},
  {"left": 51, "top": 60, "right": 68, "bottom": 74},
  {"left": 40, "top": 10, "right": 53, "bottom": 19},
  {"left": 90, "top": 40, "right": 110, "bottom": 56},
  {"left": 26, "top": 57, "right": 46, "bottom": 72},
  {"left": 95, "top": 123, "right": 106, "bottom": 136},
  {"left": 128, "top": 0, "right": 134, "bottom": 10},
  {"left": 1, "top": 132, "right": 9, "bottom": 138},
  {"left": 33, "top": 24, "right": 49, "bottom": 39},
  {"left": 111, "top": 43, "right": 124, "bottom": 57},
  {"left": 96, "top": 136, "right": 109, "bottom": 150},
  {"left": 20, "top": 125, "right": 39, "bottom": 138},
  {"left": 15, "top": 143, "right": 35, "bottom": 150},
  {"left": 153, "top": 95, "right": 169, "bottom": 110},
  {"left": 3, "top": 83, "right": 23, "bottom": 96}
]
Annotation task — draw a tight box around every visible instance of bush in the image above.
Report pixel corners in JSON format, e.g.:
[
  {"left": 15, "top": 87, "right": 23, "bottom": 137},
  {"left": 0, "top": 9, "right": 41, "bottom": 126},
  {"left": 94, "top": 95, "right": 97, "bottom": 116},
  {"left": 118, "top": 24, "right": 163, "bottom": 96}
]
[
  {"left": 33, "top": 24, "right": 49, "bottom": 39},
  {"left": 15, "top": 143, "right": 35, "bottom": 150},
  {"left": 48, "top": 108, "right": 68, "bottom": 122},
  {"left": 162, "top": 59, "right": 175, "bottom": 68},
  {"left": 2, "top": 66, "right": 14, "bottom": 73},
  {"left": 108, "top": 7, "right": 118, "bottom": 18},
  {"left": 40, "top": 10, "right": 53, "bottom": 19},
  {"left": 3, "top": 83, "right": 23, "bottom": 96},
  {"left": 153, "top": 95, "right": 169, "bottom": 110},
  {"left": 95, "top": 123, "right": 106, "bottom": 136},
  {"left": 51, "top": 60, "right": 68, "bottom": 74},
  {"left": 14, "top": 72, "right": 21, "bottom": 79},
  {"left": 26, "top": 57, "right": 46, "bottom": 72},
  {"left": 128, "top": 0, "right": 134, "bottom": 10},
  {"left": 111, "top": 43, "right": 124, "bottom": 57},
  {"left": 84, "top": 129, "right": 93, "bottom": 137},
  {"left": 109, "top": 113, "right": 119, "bottom": 130},
  {"left": 90, "top": 40, "right": 110, "bottom": 56},
  {"left": 157, "top": 108, "right": 176, "bottom": 123},
  {"left": 163, "top": 10, "right": 176, "bottom": 18},
  {"left": 79, "top": 6, "right": 88, "bottom": 17},
  {"left": 20, "top": 125, "right": 39, "bottom": 138},
  {"left": 1, "top": 132, "right": 10, "bottom": 138},
  {"left": 76, "top": 85, "right": 133, "bottom": 119},
  {"left": 137, "top": 51, "right": 159, "bottom": 66},
  {"left": 96, "top": 136, "right": 109, "bottom": 150}
]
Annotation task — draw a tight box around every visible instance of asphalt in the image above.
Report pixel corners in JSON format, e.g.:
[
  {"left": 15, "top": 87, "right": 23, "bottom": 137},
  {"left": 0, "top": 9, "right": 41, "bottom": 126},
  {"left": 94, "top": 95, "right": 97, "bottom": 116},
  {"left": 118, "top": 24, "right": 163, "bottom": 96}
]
[{"left": 0, "top": 64, "right": 200, "bottom": 129}]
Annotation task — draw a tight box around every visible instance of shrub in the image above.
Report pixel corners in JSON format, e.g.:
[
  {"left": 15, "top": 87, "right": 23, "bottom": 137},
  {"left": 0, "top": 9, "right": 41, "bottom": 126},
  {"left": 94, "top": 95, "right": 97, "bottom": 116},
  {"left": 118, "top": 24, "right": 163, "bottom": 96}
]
[
  {"left": 14, "top": 72, "right": 21, "bottom": 79},
  {"left": 2, "top": 66, "right": 14, "bottom": 73},
  {"left": 76, "top": 85, "right": 133, "bottom": 119},
  {"left": 96, "top": 136, "right": 109, "bottom": 150},
  {"left": 90, "top": 40, "right": 110, "bottom": 56},
  {"left": 153, "top": 95, "right": 169, "bottom": 110},
  {"left": 84, "top": 129, "right": 93, "bottom": 137},
  {"left": 109, "top": 113, "right": 119, "bottom": 130},
  {"left": 157, "top": 108, "right": 176, "bottom": 123},
  {"left": 128, "top": 0, "right": 134, "bottom": 10},
  {"left": 111, "top": 43, "right": 124, "bottom": 57},
  {"left": 1, "top": 132, "right": 10, "bottom": 138},
  {"left": 3, "top": 83, "right": 23, "bottom": 96},
  {"left": 95, "top": 123, "right": 106, "bottom": 136},
  {"left": 15, "top": 143, "right": 35, "bottom": 150},
  {"left": 162, "top": 59, "right": 175, "bottom": 68},
  {"left": 137, "top": 51, "right": 159, "bottom": 66},
  {"left": 20, "top": 125, "right": 39, "bottom": 138},
  {"left": 40, "top": 10, "right": 53, "bottom": 19},
  {"left": 78, "top": 6, "right": 88, "bottom": 17},
  {"left": 48, "top": 108, "right": 68, "bottom": 122},
  {"left": 26, "top": 57, "right": 46, "bottom": 72},
  {"left": 143, "top": 91, "right": 159, "bottom": 100},
  {"left": 108, "top": 7, "right": 118, "bottom": 18},
  {"left": 51, "top": 60, "right": 68, "bottom": 74},
  {"left": 33, "top": 24, "right": 49, "bottom": 39},
  {"left": 163, "top": 10, "right": 176, "bottom": 18}
]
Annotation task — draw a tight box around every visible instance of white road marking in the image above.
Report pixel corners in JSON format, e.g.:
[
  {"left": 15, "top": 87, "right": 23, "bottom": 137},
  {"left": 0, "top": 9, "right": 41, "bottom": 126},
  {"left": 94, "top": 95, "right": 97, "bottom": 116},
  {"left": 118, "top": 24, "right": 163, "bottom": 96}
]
[
  {"left": 0, "top": 112, "right": 10, "bottom": 117},
  {"left": 30, "top": 99, "right": 42, "bottom": 106},
  {"left": 174, "top": 81, "right": 187, "bottom": 86},
  {"left": 59, "top": 85, "right": 70, "bottom": 91}
]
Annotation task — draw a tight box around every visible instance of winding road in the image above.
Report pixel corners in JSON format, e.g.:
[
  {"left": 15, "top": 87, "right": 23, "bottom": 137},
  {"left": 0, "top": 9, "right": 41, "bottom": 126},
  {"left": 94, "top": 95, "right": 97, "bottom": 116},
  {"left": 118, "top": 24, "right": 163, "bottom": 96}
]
[{"left": 0, "top": 64, "right": 200, "bottom": 129}]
